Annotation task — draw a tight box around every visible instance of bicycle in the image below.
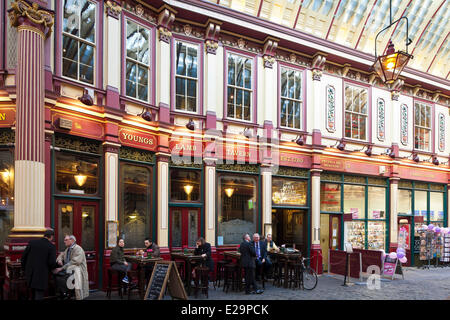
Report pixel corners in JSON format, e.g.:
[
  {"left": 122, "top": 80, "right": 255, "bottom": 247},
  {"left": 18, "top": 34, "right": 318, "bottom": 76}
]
[{"left": 298, "top": 257, "right": 318, "bottom": 290}]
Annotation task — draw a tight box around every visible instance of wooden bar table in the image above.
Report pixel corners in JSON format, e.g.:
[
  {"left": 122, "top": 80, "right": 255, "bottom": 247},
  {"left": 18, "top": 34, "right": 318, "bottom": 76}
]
[
  {"left": 170, "top": 252, "right": 205, "bottom": 296},
  {"left": 124, "top": 256, "right": 163, "bottom": 299},
  {"left": 222, "top": 251, "right": 243, "bottom": 291},
  {"left": 270, "top": 252, "right": 302, "bottom": 288}
]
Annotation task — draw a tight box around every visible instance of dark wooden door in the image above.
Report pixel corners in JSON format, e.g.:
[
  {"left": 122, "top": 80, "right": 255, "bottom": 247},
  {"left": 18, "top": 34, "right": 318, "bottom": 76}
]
[
  {"left": 55, "top": 200, "right": 99, "bottom": 288},
  {"left": 169, "top": 207, "right": 201, "bottom": 249}
]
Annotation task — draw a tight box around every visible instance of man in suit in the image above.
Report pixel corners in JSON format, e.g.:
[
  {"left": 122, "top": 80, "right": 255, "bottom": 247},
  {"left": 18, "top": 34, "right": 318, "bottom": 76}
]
[
  {"left": 252, "top": 233, "right": 272, "bottom": 280},
  {"left": 239, "top": 233, "right": 263, "bottom": 295},
  {"left": 21, "top": 229, "right": 58, "bottom": 300}
]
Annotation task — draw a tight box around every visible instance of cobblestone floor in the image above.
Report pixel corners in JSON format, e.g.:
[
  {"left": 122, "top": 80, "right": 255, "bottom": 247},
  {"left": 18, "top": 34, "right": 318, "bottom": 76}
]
[{"left": 87, "top": 266, "right": 450, "bottom": 300}]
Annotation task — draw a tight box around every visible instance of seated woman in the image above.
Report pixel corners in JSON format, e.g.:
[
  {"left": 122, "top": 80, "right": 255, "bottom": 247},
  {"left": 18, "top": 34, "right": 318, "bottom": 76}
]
[
  {"left": 110, "top": 238, "right": 132, "bottom": 284},
  {"left": 193, "top": 237, "right": 214, "bottom": 282}
]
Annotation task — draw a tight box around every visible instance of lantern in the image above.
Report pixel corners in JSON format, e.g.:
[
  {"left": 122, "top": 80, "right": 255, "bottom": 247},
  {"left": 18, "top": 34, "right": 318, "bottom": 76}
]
[{"left": 373, "top": 41, "right": 412, "bottom": 85}]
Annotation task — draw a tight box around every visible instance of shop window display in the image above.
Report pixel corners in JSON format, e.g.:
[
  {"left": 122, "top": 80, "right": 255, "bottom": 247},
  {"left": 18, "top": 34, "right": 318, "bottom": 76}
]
[
  {"left": 120, "top": 163, "right": 152, "bottom": 248},
  {"left": 345, "top": 221, "right": 365, "bottom": 249},
  {"left": 0, "top": 150, "right": 14, "bottom": 248},
  {"left": 368, "top": 221, "right": 385, "bottom": 250},
  {"left": 272, "top": 178, "right": 307, "bottom": 206},
  {"left": 217, "top": 175, "right": 257, "bottom": 245}
]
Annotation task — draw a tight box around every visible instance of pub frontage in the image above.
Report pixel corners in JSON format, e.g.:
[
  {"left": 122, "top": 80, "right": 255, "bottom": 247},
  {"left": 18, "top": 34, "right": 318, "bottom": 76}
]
[{"left": 0, "top": 0, "right": 449, "bottom": 297}]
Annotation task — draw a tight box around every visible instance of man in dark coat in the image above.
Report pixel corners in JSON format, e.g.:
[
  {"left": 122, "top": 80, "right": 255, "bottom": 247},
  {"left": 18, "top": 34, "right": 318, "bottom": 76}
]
[
  {"left": 21, "top": 229, "right": 58, "bottom": 300},
  {"left": 239, "top": 233, "right": 263, "bottom": 295},
  {"left": 252, "top": 233, "right": 272, "bottom": 280}
]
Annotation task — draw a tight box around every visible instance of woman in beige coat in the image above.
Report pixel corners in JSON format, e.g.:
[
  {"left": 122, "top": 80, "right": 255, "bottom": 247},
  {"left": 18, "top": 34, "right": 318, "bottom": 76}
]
[{"left": 55, "top": 235, "right": 89, "bottom": 300}]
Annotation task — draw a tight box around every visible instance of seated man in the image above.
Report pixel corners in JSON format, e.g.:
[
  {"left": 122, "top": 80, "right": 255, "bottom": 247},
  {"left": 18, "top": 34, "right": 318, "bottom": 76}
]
[
  {"left": 252, "top": 233, "right": 272, "bottom": 281},
  {"left": 53, "top": 235, "right": 89, "bottom": 300},
  {"left": 136, "top": 238, "right": 160, "bottom": 283},
  {"left": 263, "top": 234, "right": 278, "bottom": 278}
]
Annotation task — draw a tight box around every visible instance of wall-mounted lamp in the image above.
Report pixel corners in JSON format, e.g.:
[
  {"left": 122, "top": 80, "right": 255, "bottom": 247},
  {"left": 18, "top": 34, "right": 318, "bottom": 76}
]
[
  {"left": 364, "top": 145, "right": 373, "bottom": 157},
  {"left": 243, "top": 128, "right": 253, "bottom": 139},
  {"left": 78, "top": 89, "right": 94, "bottom": 106},
  {"left": 186, "top": 118, "right": 195, "bottom": 131},
  {"left": 139, "top": 108, "right": 152, "bottom": 122},
  {"left": 293, "top": 135, "right": 305, "bottom": 146},
  {"left": 410, "top": 152, "right": 420, "bottom": 163},
  {"left": 337, "top": 139, "right": 346, "bottom": 151},
  {"left": 384, "top": 147, "right": 395, "bottom": 158},
  {"left": 1, "top": 169, "right": 10, "bottom": 183},
  {"left": 431, "top": 155, "right": 439, "bottom": 166}
]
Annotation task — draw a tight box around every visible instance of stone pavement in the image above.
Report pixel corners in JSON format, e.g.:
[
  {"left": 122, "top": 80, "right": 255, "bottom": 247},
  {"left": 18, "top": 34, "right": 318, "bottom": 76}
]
[{"left": 86, "top": 266, "right": 450, "bottom": 300}]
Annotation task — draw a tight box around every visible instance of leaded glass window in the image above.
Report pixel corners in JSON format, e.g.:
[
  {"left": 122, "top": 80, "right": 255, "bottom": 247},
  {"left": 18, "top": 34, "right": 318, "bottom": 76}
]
[
  {"left": 175, "top": 41, "right": 198, "bottom": 112},
  {"left": 125, "top": 20, "right": 150, "bottom": 101},
  {"left": 227, "top": 53, "right": 252, "bottom": 121},
  {"left": 63, "top": 0, "right": 96, "bottom": 84},
  {"left": 280, "top": 67, "right": 302, "bottom": 129}
]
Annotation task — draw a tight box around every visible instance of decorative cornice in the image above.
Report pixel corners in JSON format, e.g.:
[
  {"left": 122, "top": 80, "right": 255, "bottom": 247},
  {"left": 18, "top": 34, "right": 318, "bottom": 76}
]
[
  {"left": 8, "top": 0, "right": 54, "bottom": 38},
  {"left": 205, "top": 20, "right": 221, "bottom": 55},
  {"left": 157, "top": 8, "right": 175, "bottom": 43},
  {"left": 311, "top": 54, "right": 326, "bottom": 81},
  {"left": 105, "top": 0, "right": 122, "bottom": 19}
]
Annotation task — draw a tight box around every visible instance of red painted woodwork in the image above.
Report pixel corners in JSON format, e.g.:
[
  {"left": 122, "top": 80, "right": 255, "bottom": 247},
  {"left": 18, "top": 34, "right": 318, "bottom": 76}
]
[
  {"left": 352, "top": 248, "right": 383, "bottom": 273},
  {"left": 310, "top": 246, "right": 323, "bottom": 274},
  {"left": 329, "top": 250, "right": 361, "bottom": 279},
  {"left": 169, "top": 207, "right": 201, "bottom": 250}
]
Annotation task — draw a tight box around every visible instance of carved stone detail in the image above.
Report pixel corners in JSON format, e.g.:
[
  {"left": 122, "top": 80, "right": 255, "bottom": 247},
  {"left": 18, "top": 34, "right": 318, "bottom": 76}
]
[
  {"left": 105, "top": 0, "right": 122, "bottom": 19},
  {"left": 8, "top": 0, "right": 54, "bottom": 38}
]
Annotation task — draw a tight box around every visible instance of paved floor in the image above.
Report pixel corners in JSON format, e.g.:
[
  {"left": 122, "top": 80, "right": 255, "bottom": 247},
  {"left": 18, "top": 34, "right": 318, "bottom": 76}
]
[{"left": 87, "top": 266, "right": 450, "bottom": 300}]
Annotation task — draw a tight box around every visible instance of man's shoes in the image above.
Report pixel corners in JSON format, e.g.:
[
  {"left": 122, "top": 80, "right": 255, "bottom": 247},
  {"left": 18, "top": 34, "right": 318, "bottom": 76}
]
[
  {"left": 245, "top": 291, "right": 256, "bottom": 295},
  {"left": 255, "top": 289, "right": 264, "bottom": 294},
  {"left": 122, "top": 276, "right": 129, "bottom": 284}
]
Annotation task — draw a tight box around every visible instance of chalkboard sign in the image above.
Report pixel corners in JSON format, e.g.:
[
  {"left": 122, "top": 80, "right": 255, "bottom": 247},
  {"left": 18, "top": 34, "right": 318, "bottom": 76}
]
[{"left": 144, "top": 261, "right": 187, "bottom": 300}]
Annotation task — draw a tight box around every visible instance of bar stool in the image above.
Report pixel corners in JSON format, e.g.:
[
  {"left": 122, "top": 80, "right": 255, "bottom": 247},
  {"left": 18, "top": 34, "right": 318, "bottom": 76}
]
[
  {"left": 193, "top": 266, "right": 210, "bottom": 298},
  {"left": 106, "top": 268, "right": 125, "bottom": 299},
  {"left": 215, "top": 259, "right": 231, "bottom": 288},
  {"left": 125, "top": 270, "right": 140, "bottom": 300},
  {"left": 222, "top": 263, "right": 238, "bottom": 293},
  {"left": 273, "top": 258, "right": 286, "bottom": 287},
  {"left": 287, "top": 261, "right": 302, "bottom": 289},
  {"left": 175, "top": 261, "right": 185, "bottom": 281}
]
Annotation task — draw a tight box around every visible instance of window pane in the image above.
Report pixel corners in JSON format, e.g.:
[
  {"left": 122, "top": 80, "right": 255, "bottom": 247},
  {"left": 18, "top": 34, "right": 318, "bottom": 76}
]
[
  {"left": 126, "top": 80, "right": 136, "bottom": 98},
  {"left": 170, "top": 169, "right": 200, "bottom": 201},
  {"left": 187, "top": 79, "right": 196, "bottom": 98},
  {"left": 0, "top": 151, "right": 14, "bottom": 249},
  {"left": 294, "top": 71, "right": 302, "bottom": 100},
  {"left": 80, "top": 0, "right": 95, "bottom": 42},
  {"left": 176, "top": 43, "right": 186, "bottom": 76},
  {"left": 345, "top": 221, "right": 365, "bottom": 249},
  {"left": 281, "top": 68, "right": 287, "bottom": 97},
  {"left": 368, "top": 221, "right": 385, "bottom": 250},
  {"left": 320, "top": 183, "right": 341, "bottom": 212},
  {"left": 344, "top": 184, "right": 365, "bottom": 219},
  {"left": 126, "top": 61, "right": 136, "bottom": 97},
  {"left": 398, "top": 189, "right": 412, "bottom": 215},
  {"left": 218, "top": 175, "right": 257, "bottom": 245},
  {"left": 138, "top": 28, "right": 150, "bottom": 65},
  {"left": 351, "top": 114, "right": 358, "bottom": 139},
  {"left": 79, "top": 43, "right": 94, "bottom": 84},
  {"left": 138, "top": 84, "right": 148, "bottom": 101},
  {"left": 287, "top": 100, "right": 293, "bottom": 127},
  {"left": 294, "top": 102, "right": 301, "bottom": 129},
  {"left": 138, "top": 66, "right": 148, "bottom": 86},
  {"left": 368, "top": 187, "right": 385, "bottom": 219},
  {"left": 227, "top": 55, "right": 235, "bottom": 85},
  {"left": 236, "top": 57, "right": 244, "bottom": 87},
  {"left": 126, "top": 21, "right": 138, "bottom": 61},
  {"left": 359, "top": 116, "right": 366, "bottom": 140},
  {"left": 272, "top": 178, "right": 307, "bottom": 206},
  {"left": 430, "top": 192, "right": 444, "bottom": 221},
  {"left": 288, "top": 70, "right": 295, "bottom": 99},
  {"left": 344, "top": 112, "right": 351, "bottom": 137},
  {"left": 414, "top": 105, "right": 420, "bottom": 124},
  {"left": 62, "top": 36, "right": 78, "bottom": 80},
  {"left": 244, "top": 58, "right": 252, "bottom": 89},
  {"left": 81, "top": 206, "right": 95, "bottom": 251},
  {"left": 187, "top": 46, "right": 198, "bottom": 78},
  {"left": 120, "top": 163, "right": 152, "bottom": 248},
  {"left": 63, "top": 0, "right": 80, "bottom": 36},
  {"left": 353, "top": 90, "right": 360, "bottom": 112},
  {"left": 56, "top": 153, "right": 98, "bottom": 195},
  {"left": 58, "top": 203, "right": 74, "bottom": 249},
  {"left": 360, "top": 89, "right": 367, "bottom": 114},
  {"left": 345, "top": 86, "right": 352, "bottom": 110},
  {"left": 414, "top": 190, "right": 427, "bottom": 218},
  {"left": 280, "top": 99, "right": 287, "bottom": 126}
]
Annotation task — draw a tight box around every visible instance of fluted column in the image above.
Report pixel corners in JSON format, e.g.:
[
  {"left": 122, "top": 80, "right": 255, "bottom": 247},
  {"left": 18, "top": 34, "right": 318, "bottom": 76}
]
[
  {"left": 157, "top": 154, "right": 170, "bottom": 247},
  {"left": 310, "top": 169, "right": 322, "bottom": 273},
  {"left": 204, "top": 159, "right": 216, "bottom": 246},
  {"left": 389, "top": 178, "right": 399, "bottom": 250},
  {"left": 8, "top": 1, "right": 53, "bottom": 235},
  {"left": 261, "top": 165, "right": 273, "bottom": 237}
]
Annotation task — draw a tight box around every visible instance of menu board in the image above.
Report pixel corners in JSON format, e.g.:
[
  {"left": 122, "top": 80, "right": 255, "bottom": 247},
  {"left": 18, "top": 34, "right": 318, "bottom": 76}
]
[{"left": 144, "top": 261, "right": 187, "bottom": 300}]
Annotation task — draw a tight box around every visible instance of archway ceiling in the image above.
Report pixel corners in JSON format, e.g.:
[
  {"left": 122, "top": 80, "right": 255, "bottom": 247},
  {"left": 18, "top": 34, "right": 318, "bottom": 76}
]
[{"left": 207, "top": 0, "right": 449, "bottom": 80}]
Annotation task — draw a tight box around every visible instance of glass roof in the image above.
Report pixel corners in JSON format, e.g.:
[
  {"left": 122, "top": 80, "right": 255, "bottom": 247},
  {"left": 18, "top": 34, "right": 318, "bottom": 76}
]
[{"left": 209, "top": 0, "right": 450, "bottom": 79}]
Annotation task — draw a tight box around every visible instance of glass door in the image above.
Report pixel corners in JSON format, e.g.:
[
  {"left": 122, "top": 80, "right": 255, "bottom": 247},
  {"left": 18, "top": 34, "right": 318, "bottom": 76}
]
[
  {"left": 320, "top": 214, "right": 341, "bottom": 272},
  {"left": 55, "top": 200, "right": 99, "bottom": 288},
  {"left": 169, "top": 207, "right": 201, "bottom": 249}
]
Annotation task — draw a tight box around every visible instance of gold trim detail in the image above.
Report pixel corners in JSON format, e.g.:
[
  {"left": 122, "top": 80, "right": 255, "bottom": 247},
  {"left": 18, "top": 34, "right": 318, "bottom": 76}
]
[
  {"left": 17, "top": 24, "right": 45, "bottom": 39},
  {"left": 9, "top": 0, "right": 54, "bottom": 38}
]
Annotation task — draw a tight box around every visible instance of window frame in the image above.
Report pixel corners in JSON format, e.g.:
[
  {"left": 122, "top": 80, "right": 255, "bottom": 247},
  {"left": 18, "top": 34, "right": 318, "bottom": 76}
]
[
  {"left": 121, "top": 12, "right": 156, "bottom": 105},
  {"left": 60, "top": 0, "right": 99, "bottom": 86},
  {"left": 223, "top": 48, "right": 257, "bottom": 124},
  {"left": 277, "top": 62, "right": 306, "bottom": 131},
  {"left": 413, "top": 100, "right": 434, "bottom": 152},
  {"left": 171, "top": 35, "right": 203, "bottom": 115},
  {"left": 342, "top": 81, "right": 371, "bottom": 143}
]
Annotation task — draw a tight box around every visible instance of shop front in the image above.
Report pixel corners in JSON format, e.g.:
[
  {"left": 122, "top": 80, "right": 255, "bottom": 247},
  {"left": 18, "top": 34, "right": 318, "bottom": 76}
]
[
  {"left": 271, "top": 168, "right": 310, "bottom": 256},
  {"left": 320, "top": 172, "right": 388, "bottom": 271},
  {"left": 397, "top": 180, "right": 447, "bottom": 266}
]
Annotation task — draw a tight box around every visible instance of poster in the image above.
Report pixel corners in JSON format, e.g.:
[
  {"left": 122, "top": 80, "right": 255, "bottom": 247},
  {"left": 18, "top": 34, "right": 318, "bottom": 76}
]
[
  {"left": 372, "top": 210, "right": 380, "bottom": 219},
  {"left": 383, "top": 256, "right": 397, "bottom": 276},
  {"left": 351, "top": 208, "right": 359, "bottom": 219},
  {"left": 398, "top": 224, "right": 410, "bottom": 250}
]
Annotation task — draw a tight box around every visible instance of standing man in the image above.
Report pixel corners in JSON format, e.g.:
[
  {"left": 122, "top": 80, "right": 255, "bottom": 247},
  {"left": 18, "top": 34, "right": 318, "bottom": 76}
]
[
  {"left": 21, "top": 229, "right": 58, "bottom": 300},
  {"left": 54, "top": 235, "right": 89, "bottom": 300},
  {"left": 252, "top": 233, "right": 271, "bottom": 281},
  {"left": 239, "top": 233, "right": 263, "bottom": 295}
]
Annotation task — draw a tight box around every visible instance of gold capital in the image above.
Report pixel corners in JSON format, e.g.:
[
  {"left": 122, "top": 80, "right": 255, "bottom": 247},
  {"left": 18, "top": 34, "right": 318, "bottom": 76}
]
[{"left": 9, "top": 0, "right": 54, "bottom": 38}]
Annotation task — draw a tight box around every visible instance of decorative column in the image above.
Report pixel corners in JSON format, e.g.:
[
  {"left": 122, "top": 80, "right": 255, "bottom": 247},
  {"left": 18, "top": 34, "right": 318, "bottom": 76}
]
[
  {"left": 156, "top": 153, "right": 170, "bottom": 248},
  {"left": 104, "top": 0, "right": 122, "bottom": 110},
  {"left": 310, "top": 53, "right": 326, "bottom": 146},
  {"left": 7, "top": 1, "right": 53, "bottom": 240},
  {"left": 389, "top": 177, "right": 399, "bottom": 252},
  {"left": 261, "top": 165, "right": 273, "bottom": 237},
  {"left": 389, "top": 79, "right": 404, "bottom": 158},
  {"left": 310, "top": 168, "right": 322, "bottom": 274},
  {"left": 104, "top": 143, "right": 120, "bottom": 224},
  {"left": 204, "top": 158, "right": 216, "bottom": 246},
  {"left": 204, "top": 20, "right": 221, "bottom": 129},
  {"left": 262, "top": 37, "right": 278, "bottom": 138},
  {"left": 156, "top": 7, "right": 175, "bottom": 123}
]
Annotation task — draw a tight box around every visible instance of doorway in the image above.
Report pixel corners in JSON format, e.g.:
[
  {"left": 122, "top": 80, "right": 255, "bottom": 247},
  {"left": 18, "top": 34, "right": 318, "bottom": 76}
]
[
  {"left": 55, "top": 200, "right": 99, "bottom": 288},
  {"left": 398, "top": 216, "right": 412, "bottom": 266},
  {"left": 320, "top": 214, "right": 341, "bottom": 271},
  {"left": 169, "top": 207, "right": 201, "bottom": 249},
  {"left": 272, "top": 209, "right": 307, "bottom": 255}
]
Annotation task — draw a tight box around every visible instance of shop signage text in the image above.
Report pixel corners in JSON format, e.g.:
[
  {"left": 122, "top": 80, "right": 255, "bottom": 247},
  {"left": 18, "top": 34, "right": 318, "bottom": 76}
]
[{"left": 119, "top": 129, "right": 157, "bottom": 151}]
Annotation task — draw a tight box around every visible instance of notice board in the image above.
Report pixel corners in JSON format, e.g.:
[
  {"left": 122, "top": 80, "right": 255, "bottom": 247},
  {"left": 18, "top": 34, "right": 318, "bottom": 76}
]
[{"left": 144, "top": 261, "right": 187, "bottom": 300}]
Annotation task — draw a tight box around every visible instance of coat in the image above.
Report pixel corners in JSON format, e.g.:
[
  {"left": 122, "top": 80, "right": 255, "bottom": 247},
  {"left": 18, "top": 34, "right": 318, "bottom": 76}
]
[
  {"left": 110, "top": 246, "right": 125, "bottom": 266},
  {"left": 239, "top": 240, "right": 256, "bottom": 269},
  {"left": 56, "top": 244, "right": 89, "bottom": 300},
  {"left": 145, "top": 242, "right": 160, "bottom": 257},
  {"left": 21, "top": 238, "right": 57, "bottom": 290},
  {"left": 194, "top": 242, "right": 214, "bottom": 271},
  {"left": 251, "top": 240, "right": 267, "bottom": 261}
]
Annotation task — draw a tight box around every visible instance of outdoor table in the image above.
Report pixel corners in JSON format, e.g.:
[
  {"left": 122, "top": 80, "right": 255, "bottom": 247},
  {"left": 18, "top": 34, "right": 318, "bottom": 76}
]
[
  {"left": 269, "top": 251, "right": 302, "bottom": 288},
  {"left": 124, "top": 255, "right": 163, "bottom": 299},
  {"left": 222, "top": 251, "right": 243, "bottom": 291},
  {"left": 170, "top": 252, "right": 205, "bottom": 295}
]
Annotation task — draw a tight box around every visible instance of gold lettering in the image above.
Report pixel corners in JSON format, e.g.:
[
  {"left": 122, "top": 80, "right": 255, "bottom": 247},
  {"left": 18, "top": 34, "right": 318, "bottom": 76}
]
[
  {"left": 0, "top": 113, "right": 6, "bottom": 121},
  {"left": 122, "top": 132, "right": 154, "bottom": 146}
]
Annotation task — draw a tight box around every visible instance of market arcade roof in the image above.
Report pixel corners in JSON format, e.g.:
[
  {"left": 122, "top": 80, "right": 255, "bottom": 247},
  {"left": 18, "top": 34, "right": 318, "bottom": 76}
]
[{"left": 206, "top": 0, "right": 449, "bottom": 81}]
